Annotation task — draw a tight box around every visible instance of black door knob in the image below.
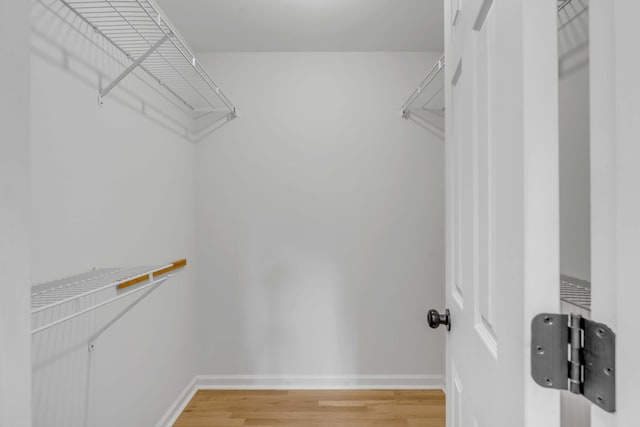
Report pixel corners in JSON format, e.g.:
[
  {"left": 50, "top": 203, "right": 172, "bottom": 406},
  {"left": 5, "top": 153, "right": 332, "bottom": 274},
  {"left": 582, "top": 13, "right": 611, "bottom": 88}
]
[{"left": 427, "top": 308, "right": 451, "bottom": 331}]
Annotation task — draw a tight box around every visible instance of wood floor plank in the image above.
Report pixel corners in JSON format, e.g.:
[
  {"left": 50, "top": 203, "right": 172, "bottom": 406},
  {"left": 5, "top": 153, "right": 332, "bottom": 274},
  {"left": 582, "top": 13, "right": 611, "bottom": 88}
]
[{"left": 173, "top": 390, "right": 445, "bottom": 427}]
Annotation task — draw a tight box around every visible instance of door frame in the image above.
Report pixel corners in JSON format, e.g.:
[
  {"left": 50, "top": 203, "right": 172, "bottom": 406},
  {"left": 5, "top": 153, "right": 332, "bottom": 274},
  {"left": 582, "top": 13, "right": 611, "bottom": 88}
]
[
  {"left": 522, "top": 1, "right": 563, "bottom": 423},
  {"left": 591, "top": 1, "right": 640, "bottom": 426}
]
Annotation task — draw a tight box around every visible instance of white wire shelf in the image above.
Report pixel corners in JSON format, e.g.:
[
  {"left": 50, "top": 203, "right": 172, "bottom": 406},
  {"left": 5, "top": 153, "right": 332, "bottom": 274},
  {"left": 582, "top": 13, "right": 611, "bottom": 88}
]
[
  {"left": 59, "top": 0, "right": 236, "bottom": 119},
  {"left": 31, "top": 259, "right": 186, "bottom": 338},
  {"left": 401, "top": 55, "right": 445, "bottom": 139}
]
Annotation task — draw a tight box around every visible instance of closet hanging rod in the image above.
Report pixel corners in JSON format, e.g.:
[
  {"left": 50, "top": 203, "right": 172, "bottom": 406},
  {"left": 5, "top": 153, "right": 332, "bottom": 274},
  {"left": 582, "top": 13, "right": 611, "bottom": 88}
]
[{"left": 59, "top": 0, "right": 236, "bottom": 117}]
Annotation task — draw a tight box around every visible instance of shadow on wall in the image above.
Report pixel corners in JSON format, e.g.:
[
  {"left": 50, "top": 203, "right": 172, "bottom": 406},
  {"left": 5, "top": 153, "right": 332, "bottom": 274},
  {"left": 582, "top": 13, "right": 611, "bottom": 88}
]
[
  {"left": 31, "top": 281, "right": 176, "bottom": 426},
  {"left": 31, "top": 273, "right": 156, "bottom": 426},
  {"left": 558, "top": 0, "right": 589, "bottom": 77},
  {"left": 406, "top": 112, "right": 445, "bottom": 140},
  {"left": 32, "top": 298, "right": 97, "bottom": 426},
  {"left": 242, "top": 244, "right": 359, "bottom": 377},
  {"left": 31, "top": 0, "right": 234, "bottom": 143}
]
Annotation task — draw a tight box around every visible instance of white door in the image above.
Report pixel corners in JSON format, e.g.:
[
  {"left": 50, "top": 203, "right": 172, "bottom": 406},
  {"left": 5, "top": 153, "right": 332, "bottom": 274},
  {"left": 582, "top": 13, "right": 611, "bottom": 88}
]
[
  {"left": 590, "top": 1, "right": 640, "bottom": 426},
  {"left": 442, "top": 0, "right": 562, "bottom": 426}
]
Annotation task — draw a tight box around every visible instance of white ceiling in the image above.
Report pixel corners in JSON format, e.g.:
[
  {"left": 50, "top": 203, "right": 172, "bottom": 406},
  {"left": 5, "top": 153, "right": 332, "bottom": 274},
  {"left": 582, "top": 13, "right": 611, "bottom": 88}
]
[{"left": 154, "top": 0, "right": 444, "bottom": 53}]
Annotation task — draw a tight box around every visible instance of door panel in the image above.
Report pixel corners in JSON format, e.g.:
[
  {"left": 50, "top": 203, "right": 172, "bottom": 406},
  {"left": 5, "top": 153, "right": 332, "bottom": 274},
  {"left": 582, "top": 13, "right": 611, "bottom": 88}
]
[
  {"left": 473, "top": 9, "right": 497, "bottom": 355},
  {"left": 444, "top": 1, "right": 561, "bottom": 426},
  {"left": 449, "top": 55, "right": 463, "bottom": 311},
  {"left": 450, "top": 364, "right": 463, "bottom": 427}
]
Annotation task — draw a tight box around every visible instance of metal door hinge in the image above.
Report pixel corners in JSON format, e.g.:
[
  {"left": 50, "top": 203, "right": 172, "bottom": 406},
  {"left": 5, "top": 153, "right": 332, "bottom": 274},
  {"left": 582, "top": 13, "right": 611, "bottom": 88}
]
[{"left": 531, "top": 313, "right": 616, "bottom": 413}]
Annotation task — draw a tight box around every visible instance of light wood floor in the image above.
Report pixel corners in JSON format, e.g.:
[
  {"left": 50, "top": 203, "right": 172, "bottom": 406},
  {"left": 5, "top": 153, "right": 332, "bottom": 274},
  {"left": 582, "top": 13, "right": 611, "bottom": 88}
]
[{"left": 173, "top": 389, "right": 445, "bottom": 427}]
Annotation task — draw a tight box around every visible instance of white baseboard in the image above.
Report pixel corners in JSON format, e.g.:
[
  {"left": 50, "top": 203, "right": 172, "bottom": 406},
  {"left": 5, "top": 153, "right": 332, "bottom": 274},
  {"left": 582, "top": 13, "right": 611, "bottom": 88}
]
[
  {"left": 196, "top": 374, "right": 444, "bottom": 390},
  {"left": 156, "top": 377, "right": 198, "bottom": 427},
  {"left": 157, "top": 374, "right": 444, "bottom": 426}
]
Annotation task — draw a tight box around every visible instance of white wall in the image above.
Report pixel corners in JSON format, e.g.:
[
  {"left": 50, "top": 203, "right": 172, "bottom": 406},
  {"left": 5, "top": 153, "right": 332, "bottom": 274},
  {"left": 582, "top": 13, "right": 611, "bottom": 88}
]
[
  {"left": 28, "top": 11, "right": 446, "bottom": 421},
  {"left": 0, "top": 0, "right": 32, "bottom": 426},
  {"left": 195, "top": 52, "right": 445, "bottom": 384},
  {"left": 30, "top": 0, "right": 198, "bottom": 425}
]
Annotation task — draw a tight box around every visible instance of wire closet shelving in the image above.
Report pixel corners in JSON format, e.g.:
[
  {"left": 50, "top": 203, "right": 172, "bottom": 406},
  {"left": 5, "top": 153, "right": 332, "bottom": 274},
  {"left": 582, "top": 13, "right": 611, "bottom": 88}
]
[
  {"left": 401, "top": 55, "right": 445, "bottom": 139},
  {"left": 560, "top": 275, "right": 591, "bottom": 312},
  {"left": 31, "top": 259, "right": 186, "bottom": 350},
  {"left": 401, "top": 1, "right": 585, "bottom": 138},
  {"left": 59, "top": 0, "right": 236, "bottom": 120}
]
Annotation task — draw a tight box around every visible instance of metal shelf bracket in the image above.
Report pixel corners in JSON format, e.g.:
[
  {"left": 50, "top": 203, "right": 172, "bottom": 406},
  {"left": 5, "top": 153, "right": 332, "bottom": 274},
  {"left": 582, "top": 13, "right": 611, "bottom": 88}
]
[
  {"left": 99, "top": 34, "right": 169, "bottom": 102},
  {"left": 88, "top": 274, "right": 171, "bottom": 351},
  {"left": 400, "top": 55, "right": 446, "bottom": 138}
]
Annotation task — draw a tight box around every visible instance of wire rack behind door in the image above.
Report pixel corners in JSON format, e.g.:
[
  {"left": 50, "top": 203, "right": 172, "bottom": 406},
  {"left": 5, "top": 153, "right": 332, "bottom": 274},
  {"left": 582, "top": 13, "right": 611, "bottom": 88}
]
[
  {"left": 560, "top": 275, "right": 591, "bottom": 313},
  {"left": 401, "top": 55, "right": 445, "bottom": 138}
]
